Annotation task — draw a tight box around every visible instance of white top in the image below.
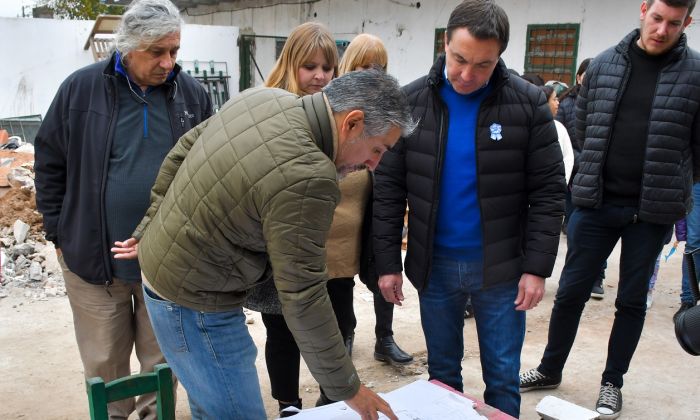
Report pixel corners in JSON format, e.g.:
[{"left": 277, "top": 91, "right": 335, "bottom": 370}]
[{"left": 554, "top": 119, "right": 574, "bottom": 184}]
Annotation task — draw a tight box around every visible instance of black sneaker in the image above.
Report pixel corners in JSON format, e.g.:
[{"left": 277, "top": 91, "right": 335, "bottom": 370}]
[
  {"left": 519, "top": 368, "right": 561, "bottom": 392},
  {"left": 591, "top": 280, "right": 604, "bottom": 300},
  {"left": 596, "top": 382, "right": 622, "bottom": 419},
  {"left": 674, "top": 302, "right": 695, "bottom": 322}
]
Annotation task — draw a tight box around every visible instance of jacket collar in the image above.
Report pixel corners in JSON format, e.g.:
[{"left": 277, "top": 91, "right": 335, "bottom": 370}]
[
  {"left": 426, "top": 53, "right": 510, "bottom": 92},
  {"left": 616, "top": 28, "right": 687, "bottom": 61},
  {"left": 102, "top": 51, "right": 182, "bottom": 95},
  {"left": 301, "top": 92, "right": 335, "bottom": 160}
]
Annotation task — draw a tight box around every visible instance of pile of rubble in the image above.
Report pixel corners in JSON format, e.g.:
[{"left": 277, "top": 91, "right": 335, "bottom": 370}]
[{"left": 0, "top": 134, "right": 65, "bottom": 301}]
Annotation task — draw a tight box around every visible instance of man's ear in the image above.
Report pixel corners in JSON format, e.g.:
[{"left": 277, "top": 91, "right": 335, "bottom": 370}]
[
  {"left": 684, "top": 15, "right": 693, "bottom": 29},
  {"left": 339, "top": 109, "right": 365, "bottom": 142}
]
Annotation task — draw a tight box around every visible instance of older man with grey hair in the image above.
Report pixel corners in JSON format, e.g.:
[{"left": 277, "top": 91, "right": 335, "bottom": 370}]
[
  {"left": 112, "top": 69, "right": 415, "bottom": 419},
  {"left": 34, "top": 0, "right": 212, "bottom": 417}
]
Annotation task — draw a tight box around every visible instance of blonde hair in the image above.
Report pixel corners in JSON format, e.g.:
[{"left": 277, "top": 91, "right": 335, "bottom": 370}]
[
  {"left": 265, "top": 22, "right": 339, "bottom": 95},
  {"left": 338, "top": 33, "right": 388, "bottom": 76}
]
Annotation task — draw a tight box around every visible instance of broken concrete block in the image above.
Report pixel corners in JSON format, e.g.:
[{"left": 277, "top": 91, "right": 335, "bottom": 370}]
[
  {"left": 8, "top": 167, "right": 34, "bottom": 190},
  {"left": 29, "top": 261, "right": 42, "bottom": 281},
  {"left": 14, "top": 255, "right": 29, "bottom": 270},
  {"left": 13, "top": 219, "right": 30, "bottom": 244},
  {"left": 536, "top": 395, "right": 599, "bottom": 420},
  {"left": 13, "top": 243, "right": 34, "bottom": 257}
]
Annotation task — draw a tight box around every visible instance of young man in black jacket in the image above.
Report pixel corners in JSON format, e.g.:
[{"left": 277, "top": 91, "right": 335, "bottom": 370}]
[
  {"left": 372, "top": 1, "right": 566, "bottom": 417},
  {"left": 34, "top": 0, "right": 212, "bottom": 417},
  {"left": 520, "top": 1, "right": 700, "bottom": 418}
]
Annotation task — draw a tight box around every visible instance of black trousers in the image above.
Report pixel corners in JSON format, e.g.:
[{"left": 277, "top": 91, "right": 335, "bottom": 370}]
[
  {"left": 538, "top": 205, "right": 671, "bottom": 388},
  {"left": 262, "top": 277, "right": 356, "bottom": 402},
  {"left": 373, "top": 292, "right": 395, "bottom": 338}
]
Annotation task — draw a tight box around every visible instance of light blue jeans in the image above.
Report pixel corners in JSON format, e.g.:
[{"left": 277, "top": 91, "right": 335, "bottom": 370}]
[
  {"left": 143, "top": 285, "right": 267, "bottom": 420},
  {"left": 419, "top": 255, "right": 525, "bottom": 418}
]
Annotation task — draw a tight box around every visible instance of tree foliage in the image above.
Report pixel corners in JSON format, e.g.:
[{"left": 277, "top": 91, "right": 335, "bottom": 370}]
[{"left": 41, "top": 0, "right": 126, "bottom": 20}]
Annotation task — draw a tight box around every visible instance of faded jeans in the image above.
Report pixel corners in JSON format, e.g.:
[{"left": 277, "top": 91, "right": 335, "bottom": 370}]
[
  {"left": 419, "top": 255, "right": 525, "bottom": 418},
  {"left": 143, "top": 285, "right": 266, "bottom": 420}
]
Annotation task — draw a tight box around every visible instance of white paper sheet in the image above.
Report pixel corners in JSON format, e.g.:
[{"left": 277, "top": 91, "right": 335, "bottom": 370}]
[{"left": 280, "top": 379, "right": 488, "bottom": 420}]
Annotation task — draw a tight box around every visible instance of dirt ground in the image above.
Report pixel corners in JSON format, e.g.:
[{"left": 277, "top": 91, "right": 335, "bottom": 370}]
[
  {"left": 0, "top": 187, "right": 44, "bottom": 238},
  {"left": 2, "top": 237, "right": 700, "bottom": 420}
]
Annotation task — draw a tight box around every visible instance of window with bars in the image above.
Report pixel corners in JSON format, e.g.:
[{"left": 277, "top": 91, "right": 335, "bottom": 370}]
[
  {"left": 524, "top": 24, "right": 580, "bottom": 85},
  {"left": 434, "top": 28, "right": 446, "bottom": 61}
]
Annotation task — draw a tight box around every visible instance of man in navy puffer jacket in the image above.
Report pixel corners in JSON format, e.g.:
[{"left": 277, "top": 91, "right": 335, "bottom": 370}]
[{"left": 520, "top": 1, "right": 700, "bottom": 418}]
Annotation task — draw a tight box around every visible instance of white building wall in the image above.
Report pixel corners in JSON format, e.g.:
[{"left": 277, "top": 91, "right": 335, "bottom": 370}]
[
  {"left": 182, "top": 0, "right": 700, "bottom": 87},
  {"left": 0, "top": 17, "right": 239, "bottom": 119},
  {"left": 500, "top": 0, "right": 700, "bottom": 73},
  {"left": 3, "top": 1, "right": 698, "bottom": 119},
  {"left": 0, "top": 18, "right": 93, "bottom": 119}
]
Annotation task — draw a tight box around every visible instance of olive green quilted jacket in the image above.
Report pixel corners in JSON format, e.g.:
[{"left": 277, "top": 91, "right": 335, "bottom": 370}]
[{"left": 133, "top": 87, "right": 359, "bottom": 400}]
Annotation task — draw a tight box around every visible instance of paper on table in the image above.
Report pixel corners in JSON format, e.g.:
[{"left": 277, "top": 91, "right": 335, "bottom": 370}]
[{"left": 279, "top": 379, "right": 487, "bottom": 420}]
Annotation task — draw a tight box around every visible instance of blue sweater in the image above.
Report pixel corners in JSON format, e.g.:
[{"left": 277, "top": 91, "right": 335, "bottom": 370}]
[{"left": 433, "top": 72, "right": 491, "bottom": 260}]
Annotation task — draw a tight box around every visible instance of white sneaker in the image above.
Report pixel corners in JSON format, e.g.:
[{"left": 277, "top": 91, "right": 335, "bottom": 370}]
[{"left": 646, "top": 290, "right": 654, "bottom": 310}]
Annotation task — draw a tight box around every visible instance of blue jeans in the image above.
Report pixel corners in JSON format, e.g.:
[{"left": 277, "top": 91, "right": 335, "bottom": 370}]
[
  {"left": 143, "top": 286, "right": 266, "bottom": 420},
  {"left": 539, "top": 205, "right": 671, "bottom": 388},
  {"left": 420, "top": 255, "right": 525, "bottom": 418},
  {"left": 682, "top": 183, "right": 700, "bottom": 303}
]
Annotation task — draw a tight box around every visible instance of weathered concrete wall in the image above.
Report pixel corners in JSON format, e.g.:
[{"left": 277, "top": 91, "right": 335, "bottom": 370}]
[
  {"left": 0, "top": 17, "right": 239, "bottom": 120},
  {"left": 182, "top": 0, "right": 700, "bottom": 86}
]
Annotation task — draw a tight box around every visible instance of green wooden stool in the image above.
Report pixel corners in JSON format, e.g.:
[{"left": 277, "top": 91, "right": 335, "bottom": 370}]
[{"left": 86, "top": 363, "right": 175, "bottom": 420}]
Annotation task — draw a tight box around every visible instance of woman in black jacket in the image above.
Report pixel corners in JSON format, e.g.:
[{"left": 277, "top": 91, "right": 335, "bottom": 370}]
[{"left": 556, "top": 58, "right": 591, "bottom": 145}]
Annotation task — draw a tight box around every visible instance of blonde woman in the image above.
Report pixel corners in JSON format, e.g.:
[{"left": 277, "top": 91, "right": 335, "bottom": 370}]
[
  {"left": 338, "top": 33, "right": 414, "bottom": 372},
  {"left": 265, "top": 22, "right": 337, "bottom": 95},
  {"left": 338, "top": 33, "right": 388, "bottom": 74},
  {"left": 244, "top": 22, "right": 351, "bottom": 417}
]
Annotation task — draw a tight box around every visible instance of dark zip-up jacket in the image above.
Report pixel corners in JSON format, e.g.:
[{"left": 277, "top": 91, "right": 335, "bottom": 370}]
[
  {"left": 34, "top": 53, "right": 212, "bottom": 285},
  {"left": 573, "top": 30, "right": 700, "bottom": 224},
  {"left": 556, "top": 87, "right": 579, "bottom": 145},
  {"left": 373, "top": 54, "right": 566, "bottom": 291}
]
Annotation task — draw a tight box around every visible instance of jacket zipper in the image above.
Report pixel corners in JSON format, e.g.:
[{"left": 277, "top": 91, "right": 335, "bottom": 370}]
[
  {"left": 424, "top": 82, "right": 447, "bottom": 290},
  {"left": 100, "top": 75, "right": 120, "bottom": 289},
  {"left": 599, "top": 55, "right": 632, "bottom": 208},
  {"left": 167, "top": 81, "right": 179, "bottom": 145},
  {"left": 635, "top": 58, "right": 677, "bottom": 220},
  {"left": 473, "top": 80, "right": 506, "bottom": 276}
]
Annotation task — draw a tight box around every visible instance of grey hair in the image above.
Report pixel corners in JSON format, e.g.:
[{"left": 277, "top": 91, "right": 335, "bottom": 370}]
[
  {"left": 323, "top": 69, "right": 417, "bottom": 138},
  {"left": 115, "top": 0, "right": 182, "bottom": 55}
]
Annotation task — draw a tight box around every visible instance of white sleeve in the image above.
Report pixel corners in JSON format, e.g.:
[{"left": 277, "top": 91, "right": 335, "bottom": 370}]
[{"left": 554, "top": 120, "right": 574, "bottom": 184}]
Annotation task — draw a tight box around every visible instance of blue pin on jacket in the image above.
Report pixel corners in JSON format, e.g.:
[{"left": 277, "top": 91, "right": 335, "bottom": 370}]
[{"left": 490, "top": 123, "right": 503, "bottom": 141}]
